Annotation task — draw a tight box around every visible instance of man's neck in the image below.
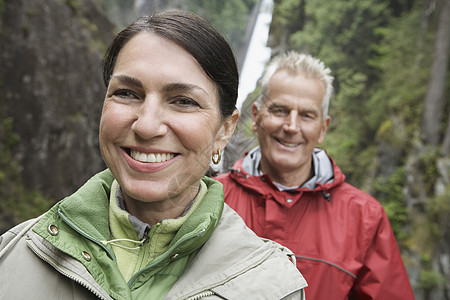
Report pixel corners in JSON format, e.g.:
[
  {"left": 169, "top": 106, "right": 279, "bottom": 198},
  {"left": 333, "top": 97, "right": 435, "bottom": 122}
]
[{"left": 260, "top": 160, "right": 314, "bottom": 188}]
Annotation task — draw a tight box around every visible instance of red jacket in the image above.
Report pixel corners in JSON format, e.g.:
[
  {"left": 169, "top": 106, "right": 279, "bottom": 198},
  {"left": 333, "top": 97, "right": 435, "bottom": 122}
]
[{"left": 216, "top": 149, "right": 414, "bottom": 300}]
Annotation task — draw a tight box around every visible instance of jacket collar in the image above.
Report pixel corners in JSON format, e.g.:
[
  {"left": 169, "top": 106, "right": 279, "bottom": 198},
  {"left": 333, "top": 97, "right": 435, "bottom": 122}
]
[
  {"left": 242, "top": 147, "right": 335, "bottom": 190},
  {"left": 231, "top": 147, "right": 346, "bottom": 195},
  {"left": 32, "top": 169, "right": 225, "bottom": 268}
]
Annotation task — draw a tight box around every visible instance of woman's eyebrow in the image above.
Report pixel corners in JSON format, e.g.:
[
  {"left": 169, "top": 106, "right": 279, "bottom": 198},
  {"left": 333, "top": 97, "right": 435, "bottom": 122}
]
[
  {"left": 110, "top": 74, "right": 144, "bottom": 88},
  {"left": 162, "top": 82, "right": 209, "bottom": 96},
  {"left": 110, "top": 76, "right": 209, "bottom": 96}
]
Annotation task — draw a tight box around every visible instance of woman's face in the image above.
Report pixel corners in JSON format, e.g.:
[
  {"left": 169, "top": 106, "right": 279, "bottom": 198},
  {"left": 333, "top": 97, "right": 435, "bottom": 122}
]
[{"left": 99, "top": 32, "right": 235, "bottom": 208}]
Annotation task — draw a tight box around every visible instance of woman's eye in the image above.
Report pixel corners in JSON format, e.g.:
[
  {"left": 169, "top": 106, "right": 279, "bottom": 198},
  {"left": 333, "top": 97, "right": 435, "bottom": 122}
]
[
  {"left": 111, "top": 89, "right": 138, "bottom": 99},
  {"left": 171, "top": 97, "right": 200, "bottom": 109}
]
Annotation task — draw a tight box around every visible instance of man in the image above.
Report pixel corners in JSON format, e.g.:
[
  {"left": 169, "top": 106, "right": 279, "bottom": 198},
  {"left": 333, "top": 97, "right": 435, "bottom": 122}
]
[{"left": 216, "top": 52, "right": 414, "bottom": 299}]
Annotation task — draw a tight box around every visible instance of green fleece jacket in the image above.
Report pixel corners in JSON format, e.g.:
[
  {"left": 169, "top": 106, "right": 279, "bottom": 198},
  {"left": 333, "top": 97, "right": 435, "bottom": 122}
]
[{"left": 31, "top": 169, "right": 223, "bottom": 300}]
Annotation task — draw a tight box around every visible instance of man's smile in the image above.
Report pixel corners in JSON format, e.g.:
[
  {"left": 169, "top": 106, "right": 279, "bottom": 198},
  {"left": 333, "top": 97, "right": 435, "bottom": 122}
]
[{"left": 275, "top": 138, "right": 302, "bottom": 148}]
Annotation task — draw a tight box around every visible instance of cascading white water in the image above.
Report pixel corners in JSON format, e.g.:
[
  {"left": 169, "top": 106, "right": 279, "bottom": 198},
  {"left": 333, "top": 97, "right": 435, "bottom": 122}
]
[
  {"left": 236, "top": 0, "right": 273, "bottom": 112},
  {"left": 212, "top": 0, "right": 274, "bottom": 173}
]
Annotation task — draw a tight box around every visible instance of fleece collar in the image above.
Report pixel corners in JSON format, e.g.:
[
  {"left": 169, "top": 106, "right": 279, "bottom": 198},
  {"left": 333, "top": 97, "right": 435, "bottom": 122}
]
[
  {"left": 108, "top": 179, "right": 208, "bottom": 282},
  {"left": 242, "top": 146, "right": 335, "bottom": 191},
  {"left": 33, "top": 169, "right": 225, "bottom": 268}
]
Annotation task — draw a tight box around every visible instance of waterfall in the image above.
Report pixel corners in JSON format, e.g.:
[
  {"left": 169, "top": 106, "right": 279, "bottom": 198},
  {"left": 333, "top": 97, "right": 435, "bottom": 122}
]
[
  {"left": 214, "top": 0, "right": 274, "bottom": 173},
  {"left": 236, "top": 0, "right": 274, "bottom": 112}
]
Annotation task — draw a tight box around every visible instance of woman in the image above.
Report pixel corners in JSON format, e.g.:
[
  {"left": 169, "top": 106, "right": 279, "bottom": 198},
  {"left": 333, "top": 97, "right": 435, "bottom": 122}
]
[{"left": 0, "top": 11, "right": 306, "bottom": 300}]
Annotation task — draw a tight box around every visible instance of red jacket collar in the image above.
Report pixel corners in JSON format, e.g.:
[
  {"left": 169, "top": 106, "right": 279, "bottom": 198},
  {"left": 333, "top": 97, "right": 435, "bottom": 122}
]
[{"left": 227, "top": 149, "right": 346, "bottom": 196}]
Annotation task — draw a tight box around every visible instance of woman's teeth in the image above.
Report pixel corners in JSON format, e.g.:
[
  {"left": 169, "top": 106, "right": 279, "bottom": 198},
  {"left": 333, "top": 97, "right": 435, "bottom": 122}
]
[{"left": 130, "top": 150, "right": 175, "bottom": 163}]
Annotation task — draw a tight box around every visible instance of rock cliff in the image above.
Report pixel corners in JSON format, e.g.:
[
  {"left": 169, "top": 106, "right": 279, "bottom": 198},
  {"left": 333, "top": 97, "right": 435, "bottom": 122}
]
[{"left": 0, "top": 0, "right": 114, "bottom": 200}]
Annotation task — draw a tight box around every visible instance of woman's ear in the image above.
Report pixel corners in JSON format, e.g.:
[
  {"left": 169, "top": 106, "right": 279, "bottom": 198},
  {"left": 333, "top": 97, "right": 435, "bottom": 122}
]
[{"left": 214, "top": 109, "right": 239, "bottom": 149}]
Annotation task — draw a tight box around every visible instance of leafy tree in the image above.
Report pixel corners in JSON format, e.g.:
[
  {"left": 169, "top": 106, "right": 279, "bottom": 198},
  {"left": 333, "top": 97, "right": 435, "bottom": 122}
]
[{"left": 186, "top": 0, "right": 258, "bottom": 54}]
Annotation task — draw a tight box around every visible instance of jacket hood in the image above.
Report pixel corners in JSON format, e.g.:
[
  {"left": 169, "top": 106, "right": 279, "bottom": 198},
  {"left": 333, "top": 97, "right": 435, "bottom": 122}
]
[{"left": 228, "top": 147, "right": 346, "bottom": 198}]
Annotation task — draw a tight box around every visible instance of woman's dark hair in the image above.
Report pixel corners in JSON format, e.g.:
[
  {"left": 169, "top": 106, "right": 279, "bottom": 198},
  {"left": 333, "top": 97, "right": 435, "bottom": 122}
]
[{"left": 102, "top": 10, "right": 238, "bottom": 118}]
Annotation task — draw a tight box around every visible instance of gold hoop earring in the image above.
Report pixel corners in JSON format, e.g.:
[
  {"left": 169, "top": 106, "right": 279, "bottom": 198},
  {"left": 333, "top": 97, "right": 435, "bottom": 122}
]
[{"left": 212, "top": 148, "right": 221, "bottom": 165}]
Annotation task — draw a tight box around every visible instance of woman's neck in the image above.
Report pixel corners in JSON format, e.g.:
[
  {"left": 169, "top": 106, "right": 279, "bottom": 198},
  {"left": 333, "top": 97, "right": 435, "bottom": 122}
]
[{"left": 122, "top": 183, "right": 200, "bottom": 226}]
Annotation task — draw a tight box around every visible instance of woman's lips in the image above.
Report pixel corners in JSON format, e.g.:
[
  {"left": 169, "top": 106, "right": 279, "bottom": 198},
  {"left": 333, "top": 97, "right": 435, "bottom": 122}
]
[
  {"left": 121, "top": 148, "right": 178, "bottom": 173},
  {"left": 130, "top": 149, "right": 175, "bottom": 163}
]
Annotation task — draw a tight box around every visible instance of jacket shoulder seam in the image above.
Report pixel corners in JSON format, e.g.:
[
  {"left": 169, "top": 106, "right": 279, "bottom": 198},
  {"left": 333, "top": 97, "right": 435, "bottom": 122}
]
[{"left": 296, "top": 255, "right": 357, "bottom": 278}]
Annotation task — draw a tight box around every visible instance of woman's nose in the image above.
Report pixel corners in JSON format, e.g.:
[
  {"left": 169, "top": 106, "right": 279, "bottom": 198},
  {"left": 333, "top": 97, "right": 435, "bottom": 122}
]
[{"left": 131, "top": 98, "right": 168, "bottom": 139}]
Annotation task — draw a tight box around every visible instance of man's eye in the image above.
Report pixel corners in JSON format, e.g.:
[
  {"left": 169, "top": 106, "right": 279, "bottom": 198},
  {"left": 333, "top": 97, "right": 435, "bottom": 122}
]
[
  {"left": 269, "top": 107, "right": 289, "bottom": 117},
  {"left": 300, "top": 112, "right": 317, "bottom": 120}
]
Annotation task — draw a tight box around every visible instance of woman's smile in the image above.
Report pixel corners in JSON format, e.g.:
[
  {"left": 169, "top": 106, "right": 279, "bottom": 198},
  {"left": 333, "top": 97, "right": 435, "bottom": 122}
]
[
  {"left": 121, "top": 147, "right": 180, "bottom": 174},
  {"left": 129, "top": 149, "right": 176, "bottom": 163}
]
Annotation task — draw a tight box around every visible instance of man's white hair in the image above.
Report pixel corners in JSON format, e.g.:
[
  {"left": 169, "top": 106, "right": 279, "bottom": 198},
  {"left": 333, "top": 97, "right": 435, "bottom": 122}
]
[{"left": 255, "top": 51, "right": 334, "bottom": 121}]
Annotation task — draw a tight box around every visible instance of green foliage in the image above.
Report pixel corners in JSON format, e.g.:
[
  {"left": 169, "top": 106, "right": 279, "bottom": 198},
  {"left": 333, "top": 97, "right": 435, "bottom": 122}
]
[
  {"left": 187, "top": 0, "right": 258, "bottom": 53},
  {"left": 64, "top": 0, "right": 81, "bottom": 13},
  {"left": 89, "top": 38, "right": 107, "bottom": 54},
  {"left": 1, "top": 117, "right": 20, "bottom": 149},
  {"left": 81, "top": 17, "right": 98, "bottom": 33},
  {"left": 410, "top": 189, "right": 450, "bottom": 290},
  {"left": 427, "top": 188, "right": 450, "bottom": 241},
  {"left": 274, "top": 0, "right": 305, "bottom": 28},
  {"left": 322, "top": 126, "right": 377, "bottom": 188},
  {"left": 288, "top": 0, "right": 389, "bottom": 75},
  {"left": 367, "top": 8, "right": 433, "bottom": 141},
  {"left": 373, "top": 167, "right": 409, "bottom": 240},
  {"left": 419, "top": 269, "right": 445, "bottom": 290},
  {"left": 418, "top": 148, "right": 440, "bottom": 194}
]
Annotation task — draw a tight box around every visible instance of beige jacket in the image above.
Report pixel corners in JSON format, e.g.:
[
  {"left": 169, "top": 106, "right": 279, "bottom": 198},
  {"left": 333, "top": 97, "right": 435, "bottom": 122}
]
[{"left": 0, "top": 204, "right": 307, "bottom": 299}]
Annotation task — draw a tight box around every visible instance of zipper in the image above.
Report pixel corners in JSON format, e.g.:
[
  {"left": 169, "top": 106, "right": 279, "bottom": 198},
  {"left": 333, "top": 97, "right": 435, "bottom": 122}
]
[
  {"left": 186, "top": 290, "right": 215, "bottom": 300},
  {"left": 57, "top": 208, "right": 117, "bottom": 262},
  {"left": 128, "top": 228, "right": 207, "bottom": 287},
  {"left": 26, "top": 239, "right": 109, "bottom": 300}
]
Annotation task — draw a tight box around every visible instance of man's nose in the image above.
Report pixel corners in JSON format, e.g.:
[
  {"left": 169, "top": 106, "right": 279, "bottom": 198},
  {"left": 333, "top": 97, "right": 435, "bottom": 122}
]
[{"left": 283, "top": 110, "right": 300, "bottom": 132}]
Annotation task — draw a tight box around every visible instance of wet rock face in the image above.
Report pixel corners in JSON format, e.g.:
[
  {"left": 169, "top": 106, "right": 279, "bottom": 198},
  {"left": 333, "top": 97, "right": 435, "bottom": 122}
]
[{"left": 0, "top": 0, "right": 114, "bottom": 199}]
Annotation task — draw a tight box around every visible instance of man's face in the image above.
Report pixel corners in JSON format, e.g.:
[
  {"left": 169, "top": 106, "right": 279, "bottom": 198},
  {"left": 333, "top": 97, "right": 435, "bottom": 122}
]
[{"left": 252, "top": 69, "right": 330, "bottom": 183}]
